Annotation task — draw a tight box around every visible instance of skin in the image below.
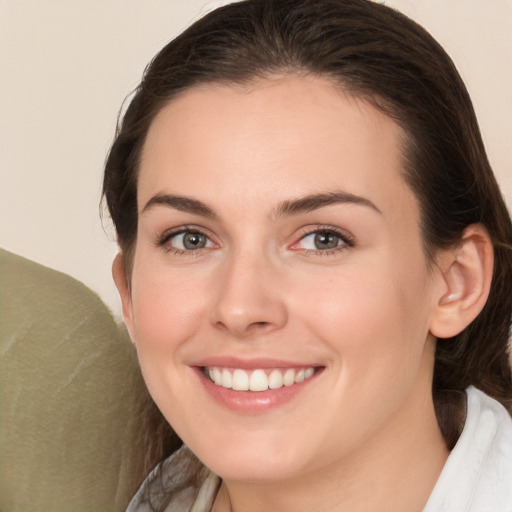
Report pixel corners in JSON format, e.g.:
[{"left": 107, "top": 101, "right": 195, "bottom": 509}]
[{"left": 114, "top": 75, "right": 492, "bottom": 511}]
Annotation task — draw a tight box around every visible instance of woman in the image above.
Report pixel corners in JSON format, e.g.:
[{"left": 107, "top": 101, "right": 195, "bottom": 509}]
[{"left": 103, "top": 0, "right": 512, "bottom": 510}]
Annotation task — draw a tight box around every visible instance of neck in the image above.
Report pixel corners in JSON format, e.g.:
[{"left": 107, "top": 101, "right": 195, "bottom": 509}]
[{"left": 213, "top": 386, "right": 449, "bottom": 512}]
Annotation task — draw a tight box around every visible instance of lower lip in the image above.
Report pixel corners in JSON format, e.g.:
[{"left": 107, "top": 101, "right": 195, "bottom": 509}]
[{"left": 194, "top": 367, "right": 322, "bottom": 414}]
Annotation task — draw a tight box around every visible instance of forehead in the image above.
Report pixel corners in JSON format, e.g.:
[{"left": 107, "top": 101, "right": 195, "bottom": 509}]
[{"left": 138, "top": 74, "right": 415, "bottom": 221}]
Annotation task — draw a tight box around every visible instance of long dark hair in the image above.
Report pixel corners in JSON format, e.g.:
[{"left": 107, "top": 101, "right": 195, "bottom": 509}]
[{"left": 103, "top": 0, "right": 512, "bottom": 501}]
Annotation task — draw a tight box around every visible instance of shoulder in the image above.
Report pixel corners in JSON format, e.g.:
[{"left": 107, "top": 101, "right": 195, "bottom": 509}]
[{"left": 424, "top": 387, "right": 512, "bottom": 511}]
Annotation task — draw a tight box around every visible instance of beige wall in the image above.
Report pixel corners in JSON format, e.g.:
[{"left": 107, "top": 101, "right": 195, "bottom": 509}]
[{"left": 1, "top": 0, "right": 510, "bottom": 316}]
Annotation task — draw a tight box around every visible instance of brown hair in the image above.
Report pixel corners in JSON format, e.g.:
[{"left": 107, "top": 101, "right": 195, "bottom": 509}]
[{"left": 103, "top": 0, "right": 512, "bottom": 473}]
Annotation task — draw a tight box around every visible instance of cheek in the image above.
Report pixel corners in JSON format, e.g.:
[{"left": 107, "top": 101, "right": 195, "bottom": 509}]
[
  {"left": 294, "top": 255, "right": 432, "bottom": 371},
  {"left": 129, "top": 261, "right": 209, "bottom": 353},
  {"left": 128, "top": 260, "right": 212, "bottom": 425}
]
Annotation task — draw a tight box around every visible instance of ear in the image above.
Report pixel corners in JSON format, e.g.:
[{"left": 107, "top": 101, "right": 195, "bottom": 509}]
[
  {"left": 112, "top": 253, "right": 136, "bottom": 342},
  {"left": 429, "top": 224, "right": 494, "bottom": 339}
]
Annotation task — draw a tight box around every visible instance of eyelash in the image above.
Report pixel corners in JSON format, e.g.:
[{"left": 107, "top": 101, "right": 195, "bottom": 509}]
[
  {"left": 293, "top": 225, "right": 355, "bottom": 256},
  {"left": 156, "top": 226, "right": 215, "bottom": 256},
  {"left": 156, "top": 225, "right": 355, "bottom": 257}
]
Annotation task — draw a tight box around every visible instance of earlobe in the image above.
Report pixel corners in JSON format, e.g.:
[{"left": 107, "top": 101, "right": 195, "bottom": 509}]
[
  {"left": 112, "top": 253, "right": 136, "bottom": 343},
  {"left": 429, "top": 224, "right": 494, "bottom": 339}
]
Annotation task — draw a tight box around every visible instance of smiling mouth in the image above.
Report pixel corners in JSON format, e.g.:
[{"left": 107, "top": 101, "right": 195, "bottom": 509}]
[{"left": 202, "top": 366, "right": 319, "bottom": 392}]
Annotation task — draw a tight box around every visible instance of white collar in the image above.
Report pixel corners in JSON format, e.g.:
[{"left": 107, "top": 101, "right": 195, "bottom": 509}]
[{"left": 423, "top": 386, "right": 512, "bottom": 511}]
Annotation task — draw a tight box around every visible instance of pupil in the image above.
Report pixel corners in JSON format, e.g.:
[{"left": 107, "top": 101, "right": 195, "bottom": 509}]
[
  {"left": 314, "top": 232, "right": 338, "bottom": 250},
  {"left": 183, "top": 232, "right": 206, "bottom": 250}
]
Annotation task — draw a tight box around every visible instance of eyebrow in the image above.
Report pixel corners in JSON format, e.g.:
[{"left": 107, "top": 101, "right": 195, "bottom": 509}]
[
  {"left": 142, "top": 194, "right": 217, "bottom": 217},
  {"left": 273, "top": 191, "right": 382, "bottom": 218},
  {"left": 141, "top": 190, "right": 381, "bottom": 219}
]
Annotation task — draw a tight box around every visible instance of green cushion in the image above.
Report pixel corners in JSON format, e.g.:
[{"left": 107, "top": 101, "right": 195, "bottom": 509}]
[{"left": 0, "top": 249, "right": 152, "bottom": 511}]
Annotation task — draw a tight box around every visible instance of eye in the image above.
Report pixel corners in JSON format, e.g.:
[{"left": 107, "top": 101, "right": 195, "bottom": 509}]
[
  {"left": 301, "top": 231, "right": 341, "bottom": 250},
  {"left": 292, "top": 227, "right": 354, "bottom": 254},
  {"left": 159, "top": 229, "right": 214, "bottom": 252}
]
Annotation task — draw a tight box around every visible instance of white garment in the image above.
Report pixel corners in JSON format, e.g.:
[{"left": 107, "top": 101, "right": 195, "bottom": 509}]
[
  {"left": 423, "top": 387, "right": 512, "bottom": 511},
  {"left": 126, "top": 387, "right": 512, "bottom": 511}
]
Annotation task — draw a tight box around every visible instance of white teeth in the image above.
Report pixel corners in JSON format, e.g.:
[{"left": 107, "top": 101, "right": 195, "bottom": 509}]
[
  {"left": 232, "top": 369, "right": 249, "bottom": 391},
  {"left": 268, "top": 369, "right": 284, "bottom": 389},
  {"left": 283, "top": 368, "right": 295, "bottom": 386},
  {"left": 207, "top": 366, "right": 316, "bottom": 391},
  {"left": 221, "top": 368, "right": 232, "bottom": 389},
  {"left": 249, "top": 369, "right": 268, "bottom": 391},
  {"left": 212, "top": 367, "right": 222, "bottom": 386}
]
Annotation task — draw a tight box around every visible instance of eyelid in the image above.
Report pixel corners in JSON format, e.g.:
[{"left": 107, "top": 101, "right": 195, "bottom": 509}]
[
  {"left": 154, "top": 224, "right": 354, "bottom": 255},
  {"left": 156, "top": 225, "right": 218, "bottom": 250},
  {"left": 289, "top": 225, "right": 355, "bottom": 252}
]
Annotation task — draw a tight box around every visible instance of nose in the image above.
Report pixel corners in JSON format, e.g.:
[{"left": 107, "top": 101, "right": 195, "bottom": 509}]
[{"left": 210, "top": 249, "right": 288, "bottom": 339}]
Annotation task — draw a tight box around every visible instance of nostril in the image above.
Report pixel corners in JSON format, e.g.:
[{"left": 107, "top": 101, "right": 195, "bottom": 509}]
[
  {"left": 211, "top": 292, "right": 288, "bottom": 337},
  {"left": 214, "top": 319, "right": 275, "bottom": 338},
  {"left": 248, "top": 321, "right": 272, "bottom": 331}
]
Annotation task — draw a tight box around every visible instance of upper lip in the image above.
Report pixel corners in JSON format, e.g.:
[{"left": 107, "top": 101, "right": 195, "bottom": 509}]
[{"left": 190, "top": 356, "right": 322, "bottom": 370}]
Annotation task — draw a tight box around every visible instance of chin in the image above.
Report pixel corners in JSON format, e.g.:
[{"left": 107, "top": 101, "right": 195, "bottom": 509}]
[
  {"left": 209, "top": 455, "right": 303, "bottom": 483},
  {"left": 211, "top": 436, "right": 323, "bottom": 485}
]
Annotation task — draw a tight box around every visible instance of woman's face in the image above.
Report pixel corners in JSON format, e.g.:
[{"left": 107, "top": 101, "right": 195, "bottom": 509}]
[{"left": 118, "top": 75, "right": 447, "bottom": 482}]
